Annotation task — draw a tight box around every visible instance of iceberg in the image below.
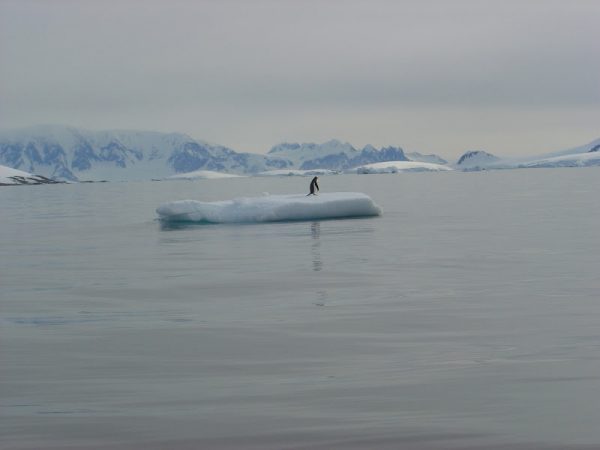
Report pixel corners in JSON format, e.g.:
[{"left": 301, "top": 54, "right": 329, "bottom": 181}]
[{"left": 156, "top": 192, "right": 382, "bottom": 224}]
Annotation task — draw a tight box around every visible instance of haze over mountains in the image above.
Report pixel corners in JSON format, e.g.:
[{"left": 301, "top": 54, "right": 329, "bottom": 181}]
[{"left": 0, "top": 125, "right": 598, "bottom": 183}]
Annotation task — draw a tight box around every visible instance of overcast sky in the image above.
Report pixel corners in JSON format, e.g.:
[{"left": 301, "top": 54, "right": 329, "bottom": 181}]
[{"left": 0, "top": 0, "right": 598, "bottom": 158}]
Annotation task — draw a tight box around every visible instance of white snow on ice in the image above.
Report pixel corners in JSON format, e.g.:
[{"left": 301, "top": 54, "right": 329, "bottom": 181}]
[
  {"left": 353, "top": 161, "right": 453, "bottom": 174},
  {"left": 0, "top": 164, "right": 52, "bottom": 185},
  {"left": 156, "top": 192, "right": 382, "bottom": 223},
  {"left": 1, "top": 165, "right": 32, "bottom": 181}
]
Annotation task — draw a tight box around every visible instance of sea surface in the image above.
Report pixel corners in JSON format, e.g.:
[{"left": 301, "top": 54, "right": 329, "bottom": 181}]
[{"left": 1, "top": 169, "right": 600, "bottom": 450}]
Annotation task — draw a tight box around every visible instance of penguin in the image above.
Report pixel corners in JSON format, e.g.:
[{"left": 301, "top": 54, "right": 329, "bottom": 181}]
[{"left": 307, "top": 176, "right": 319, "bottom": 196}]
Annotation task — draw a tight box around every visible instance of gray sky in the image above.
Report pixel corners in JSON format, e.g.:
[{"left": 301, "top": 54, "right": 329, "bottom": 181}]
[{"left": 1, "top": 0, "right": 598, "bottom": 158}]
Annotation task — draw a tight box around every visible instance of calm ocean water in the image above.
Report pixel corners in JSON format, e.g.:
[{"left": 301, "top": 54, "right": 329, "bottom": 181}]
[{"left": 1, "top": 169, "right": 600, "bottom": 450}]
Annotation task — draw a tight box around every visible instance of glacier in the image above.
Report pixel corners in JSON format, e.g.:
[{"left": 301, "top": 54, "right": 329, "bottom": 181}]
[
  {"left": 165, "top": 170, "right": 244, "bottom": 180},
  {"left": 518, "top": 149, "right": 600, "bottom": 168},
  {"left": 156, "top": 192, "right": 382, "bottom": 224},
  {"left": 256, "top": 169, "right": 339, "bottom": 177},
  {"left": 453, "top": 138, "right": 600, "bottom": 171},
  {"left": 353, "top": 161, "right": 453, "bottom": 174}
]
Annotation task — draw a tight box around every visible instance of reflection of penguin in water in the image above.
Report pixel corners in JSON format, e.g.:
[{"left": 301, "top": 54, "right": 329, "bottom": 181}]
[{"left": 307, "top": 176, "right": 319, "bottom": 196}]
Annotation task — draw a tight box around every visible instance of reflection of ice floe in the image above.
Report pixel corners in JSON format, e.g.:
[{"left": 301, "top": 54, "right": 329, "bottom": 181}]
[
  {"left": 157, "top": 192, "right": 382, "bottom": 224},
  {"left": 313, "top": 290, "right": 328, "bottom": 307},
  {"left": 311, "top": 222, "right": 322, "bottom": 272}
]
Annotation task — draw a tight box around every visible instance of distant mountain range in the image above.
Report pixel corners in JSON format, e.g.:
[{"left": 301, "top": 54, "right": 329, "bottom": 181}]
[
  {"left": 268, "top": 141, "right": 408, "bottom": 170},
  {"left": 0, "top": 125, "right": 598, "bottom": 182},
  {"left": 0, "top": 125, "right": 291, "bottom": 181},
  {"left": 0, "top": 125, "right": 408, "bottom": 181}
]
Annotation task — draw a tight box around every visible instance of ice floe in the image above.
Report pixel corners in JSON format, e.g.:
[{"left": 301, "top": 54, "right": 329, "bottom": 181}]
[{"left": 156, "top": 192, "right": 382, "bottom": 224}]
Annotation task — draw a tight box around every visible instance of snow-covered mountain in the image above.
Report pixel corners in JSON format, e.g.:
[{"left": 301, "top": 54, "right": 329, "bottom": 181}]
[
  {"left": 516, "top": 138, "right": 600, "bottom": 168},
  {"left": 267, "top": 140, "right": 409, "bottom": 170},
  {"left": 2, "top": 125, "right": 597, "bottom": 182},
  {"left": 0, "top": 126, "right": 411, "bottom": 182},
  {"left": 455, "top": 150, "right": 500, "bottom": 170},
  {"left": 453, "top": 138, "right": 600, "bottom": 171},
  {"left": 0, "top": 125, "right": 290, "bottom": 181},
  {"left": 518, "top": 151, "right": 600, "bottom": 168},
  {"left": 406, "top": 152, "right": 448, "bottom": 165},
  {"left": 0, "top": 163, "right": 63, "bottom": 185}
]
